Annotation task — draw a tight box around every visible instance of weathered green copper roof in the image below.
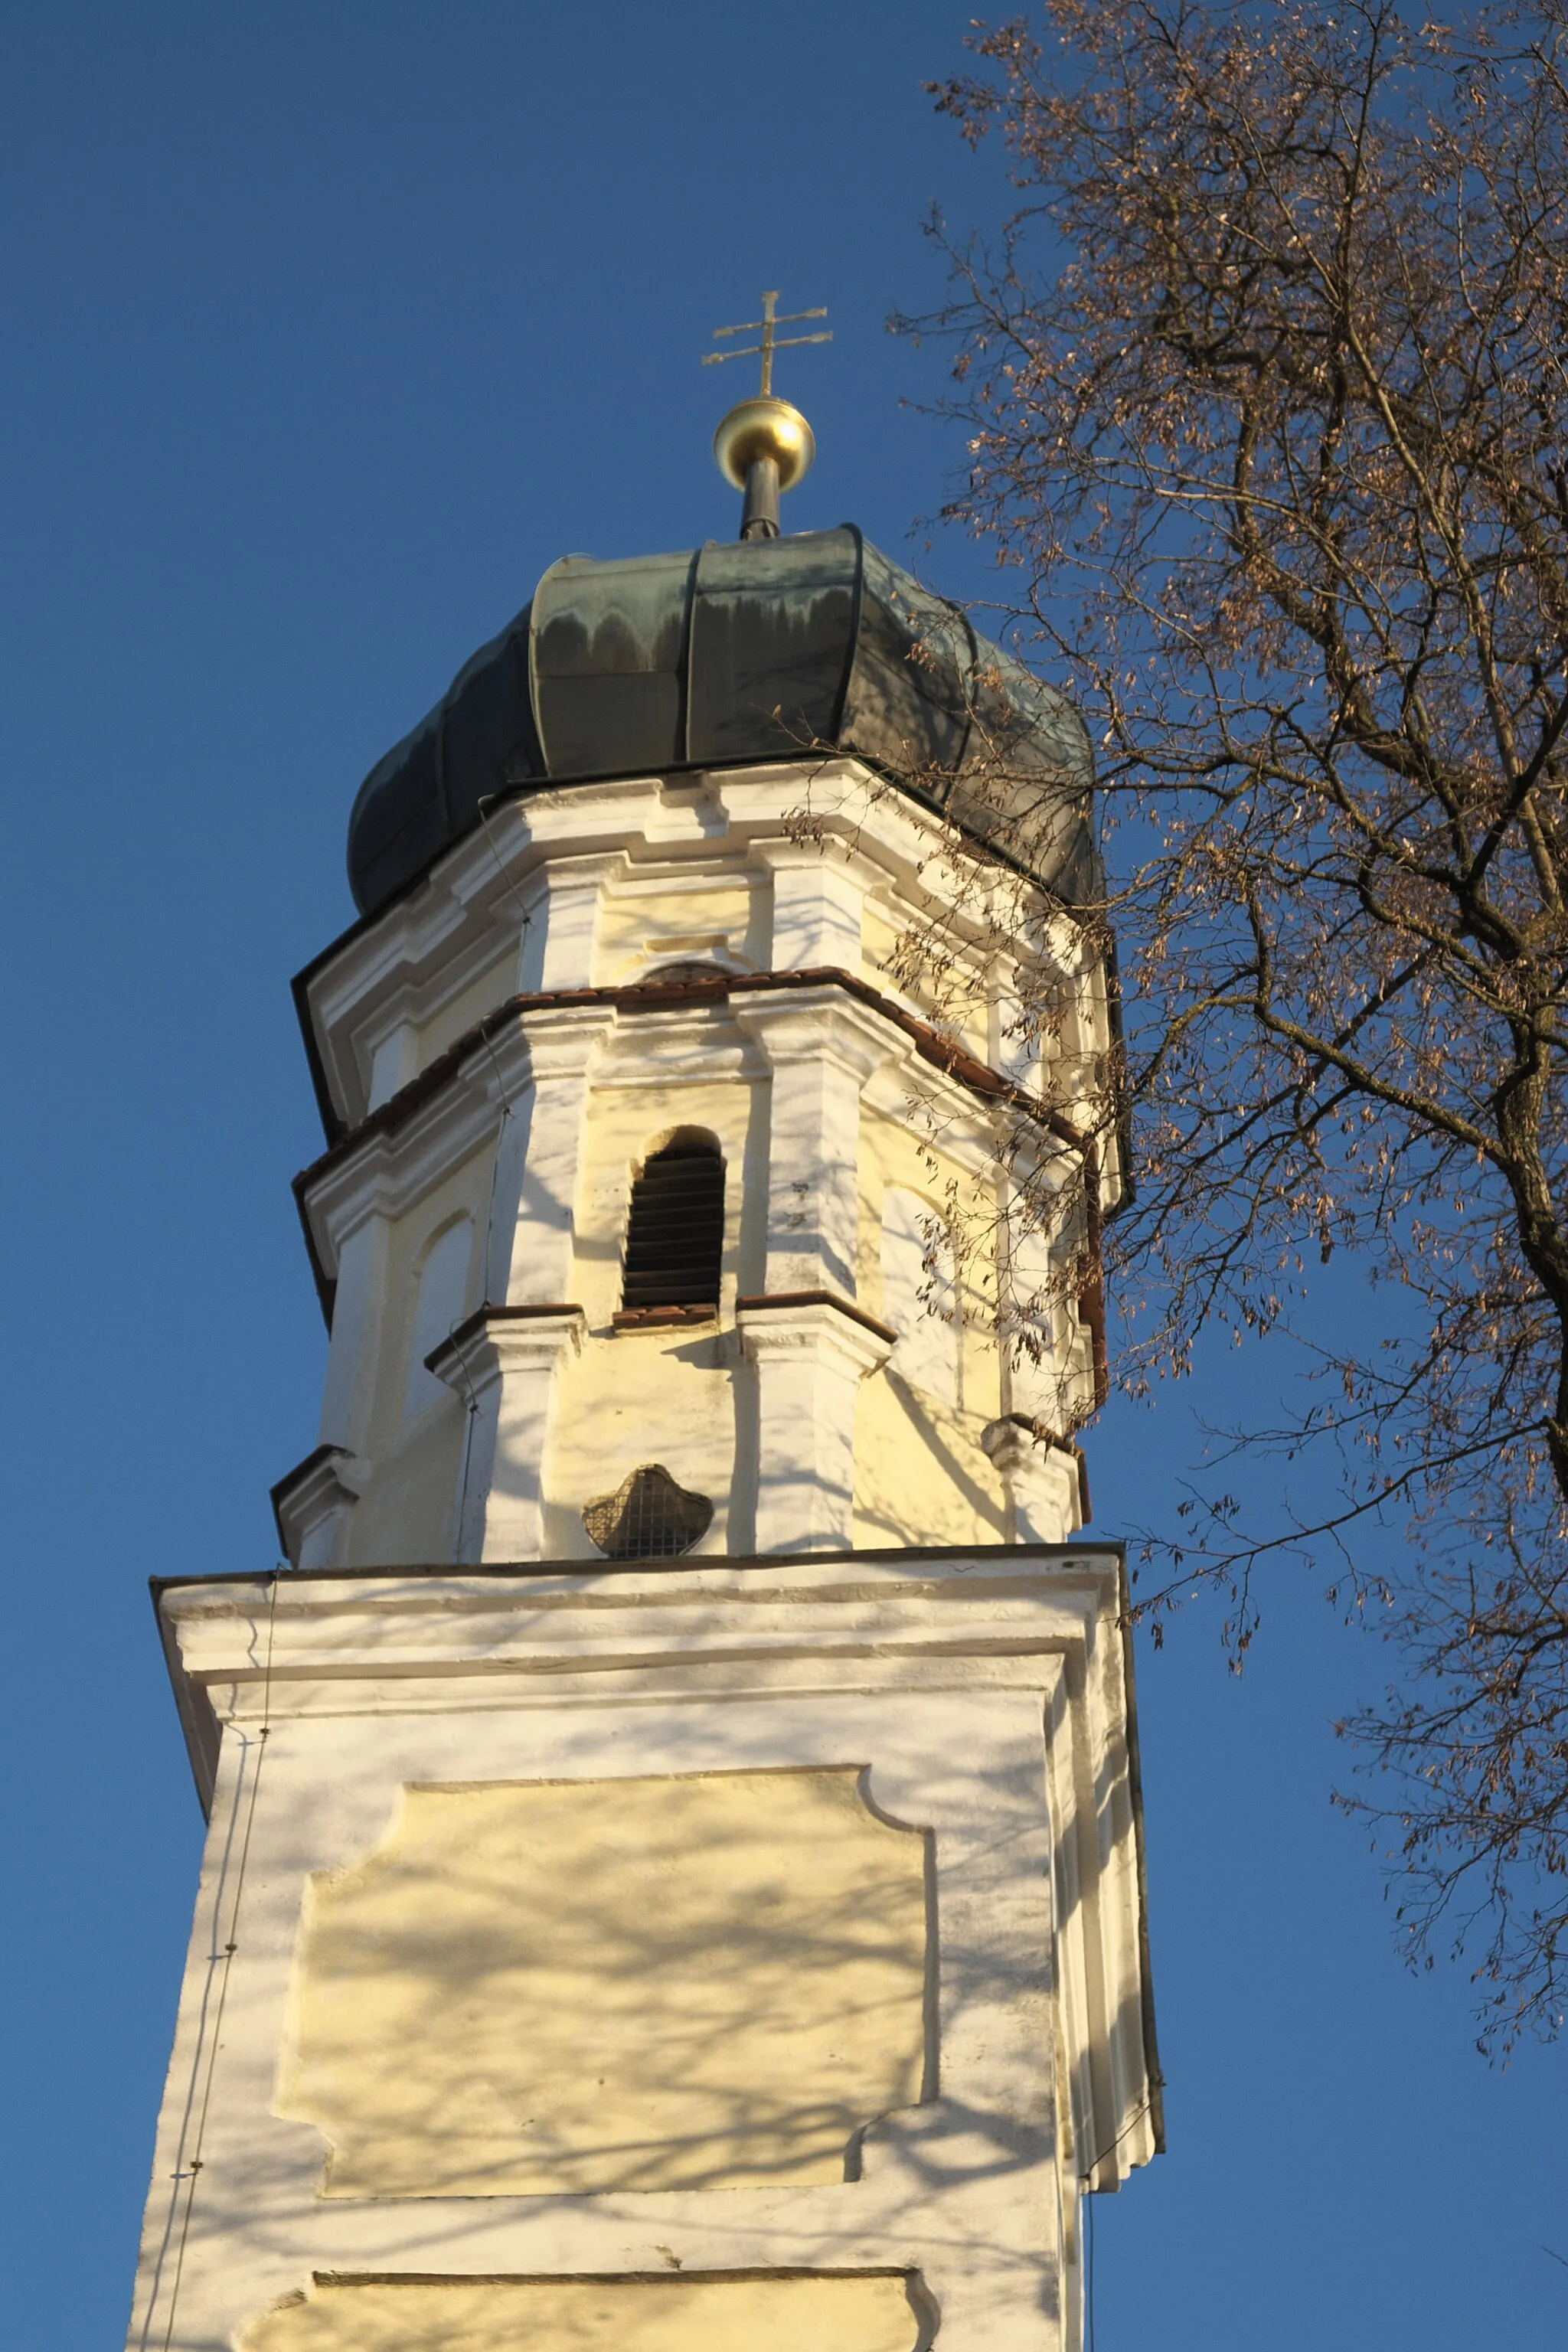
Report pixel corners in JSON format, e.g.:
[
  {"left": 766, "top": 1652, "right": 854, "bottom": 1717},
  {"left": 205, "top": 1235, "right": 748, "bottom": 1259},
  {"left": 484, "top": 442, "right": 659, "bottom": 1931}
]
[{"left": 347, "top": 525, "right": 1096, "bottom": 916}]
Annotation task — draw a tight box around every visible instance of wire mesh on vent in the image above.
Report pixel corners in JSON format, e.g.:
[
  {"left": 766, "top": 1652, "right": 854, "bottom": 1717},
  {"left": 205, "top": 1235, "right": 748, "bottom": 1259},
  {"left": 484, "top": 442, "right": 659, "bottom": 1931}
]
[{"left": 583, "top": 1464, "right": 714, "bottom": 1560}]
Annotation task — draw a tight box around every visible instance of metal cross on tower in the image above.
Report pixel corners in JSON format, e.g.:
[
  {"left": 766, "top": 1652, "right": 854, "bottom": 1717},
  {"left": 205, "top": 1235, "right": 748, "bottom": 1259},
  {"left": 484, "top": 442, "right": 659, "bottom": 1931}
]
[
  {"left": 703, "top": 289, "right": 831, "bottom": 397},
  {"left": 704, "top": 292, "right": 831, "bottom": 541}
]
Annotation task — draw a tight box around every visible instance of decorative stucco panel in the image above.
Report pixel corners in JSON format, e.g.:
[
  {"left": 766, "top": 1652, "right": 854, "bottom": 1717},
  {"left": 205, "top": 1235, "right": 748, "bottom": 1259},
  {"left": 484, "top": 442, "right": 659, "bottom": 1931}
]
[
  {"left": 240, "top": 2271, "right": 926, "bottom": 2352},
  {"left": 276, "top": 1765, "right": 929, "bottom": 2196}
]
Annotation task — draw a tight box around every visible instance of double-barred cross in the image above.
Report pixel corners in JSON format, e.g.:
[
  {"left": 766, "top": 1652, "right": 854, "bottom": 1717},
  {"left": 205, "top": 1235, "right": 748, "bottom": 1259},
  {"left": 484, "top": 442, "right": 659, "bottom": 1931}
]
[{"left": 702, "top": 289, "right": 830, "bottom": 397}]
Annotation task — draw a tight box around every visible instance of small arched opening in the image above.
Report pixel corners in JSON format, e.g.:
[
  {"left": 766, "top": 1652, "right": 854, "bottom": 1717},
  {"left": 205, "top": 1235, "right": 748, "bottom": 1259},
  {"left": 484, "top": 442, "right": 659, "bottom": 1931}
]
[
  {"left": 402, "top": 1215, "right": 475, "bottom": 1422},
  {"left": 642, "top": 958, "right": 733, "bottom": 985},
  {"left": 616, "top": 1131, "right": 725, "bottom": 1325}
]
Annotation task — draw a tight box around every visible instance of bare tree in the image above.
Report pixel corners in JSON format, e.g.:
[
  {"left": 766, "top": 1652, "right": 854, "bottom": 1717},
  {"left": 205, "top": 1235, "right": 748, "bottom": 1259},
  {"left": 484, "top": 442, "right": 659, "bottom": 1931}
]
[{"left": 897, "top": 0, "right": 1568, "bottom": 2042}]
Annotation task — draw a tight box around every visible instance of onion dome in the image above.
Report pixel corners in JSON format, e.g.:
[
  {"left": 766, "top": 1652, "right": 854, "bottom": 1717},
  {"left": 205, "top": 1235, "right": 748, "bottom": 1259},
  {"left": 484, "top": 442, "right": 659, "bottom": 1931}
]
[{"left": 347, "top": 527, "right": 1097, "bottom": 919}]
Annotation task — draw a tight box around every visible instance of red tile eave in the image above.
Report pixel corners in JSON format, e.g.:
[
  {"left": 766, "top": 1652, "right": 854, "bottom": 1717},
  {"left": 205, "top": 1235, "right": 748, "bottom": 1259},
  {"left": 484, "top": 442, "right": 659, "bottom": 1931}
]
[{"left": 297, "top": 967, "right": 1083, "bottom": 1190}]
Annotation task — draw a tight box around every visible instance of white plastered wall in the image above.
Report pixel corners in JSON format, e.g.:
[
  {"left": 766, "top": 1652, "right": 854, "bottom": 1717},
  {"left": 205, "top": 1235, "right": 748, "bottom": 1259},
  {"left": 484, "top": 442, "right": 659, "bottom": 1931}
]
[{"left": 285, "top": 766, "right": 1102, "bottom": 1571}]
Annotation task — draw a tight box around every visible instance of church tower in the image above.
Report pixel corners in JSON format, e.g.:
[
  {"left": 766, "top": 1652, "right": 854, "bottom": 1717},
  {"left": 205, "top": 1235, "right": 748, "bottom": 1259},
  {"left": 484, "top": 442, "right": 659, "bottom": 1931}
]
[{"left": 128, "top": 328, "right": 1160, "bottom": 2352}]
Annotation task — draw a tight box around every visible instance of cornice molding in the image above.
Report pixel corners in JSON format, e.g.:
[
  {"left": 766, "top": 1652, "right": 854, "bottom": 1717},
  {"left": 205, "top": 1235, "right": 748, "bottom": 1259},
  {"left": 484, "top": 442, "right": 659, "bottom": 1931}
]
[
  {"left": 426, "top": 1304, "right": 587, "bottom": 1397},
  {"left": 736, "top": 1289, "right": 899, "bottom": 1348},
  {"left": 269, "top": 1443, "right": 370, "bottom": 1571},
  {"left": 302, "top": 969, "right": 1079, "bottom": 1188},
  {"left": 296, "top": 763, "right": 1063, "bottom": 1137},
  {"left": 736, "top": 1293, "right": 897, "bottom": 1378},
  {"left": 728, "top": 981, "right": 913, "bottom": 1090}
]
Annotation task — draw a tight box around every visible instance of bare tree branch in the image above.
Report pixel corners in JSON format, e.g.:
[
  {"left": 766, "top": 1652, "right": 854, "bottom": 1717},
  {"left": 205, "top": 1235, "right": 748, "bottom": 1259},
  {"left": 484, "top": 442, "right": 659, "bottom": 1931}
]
[{"left": 896, "top": 0, "right": 1568, "bottom": 2044}]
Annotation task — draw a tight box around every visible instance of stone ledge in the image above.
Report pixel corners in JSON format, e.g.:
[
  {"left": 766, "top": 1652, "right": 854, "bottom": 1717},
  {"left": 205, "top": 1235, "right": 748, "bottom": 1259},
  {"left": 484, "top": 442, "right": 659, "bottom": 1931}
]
[{"left": 737, "top": 1289, "right": 897, "bottom": 1347}]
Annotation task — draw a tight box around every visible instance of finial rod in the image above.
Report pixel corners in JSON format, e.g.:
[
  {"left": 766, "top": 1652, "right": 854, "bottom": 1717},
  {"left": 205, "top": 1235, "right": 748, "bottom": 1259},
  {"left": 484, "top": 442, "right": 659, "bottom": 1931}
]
[{"left": 740, "top": 456, "right": 781, "bottom": 541}]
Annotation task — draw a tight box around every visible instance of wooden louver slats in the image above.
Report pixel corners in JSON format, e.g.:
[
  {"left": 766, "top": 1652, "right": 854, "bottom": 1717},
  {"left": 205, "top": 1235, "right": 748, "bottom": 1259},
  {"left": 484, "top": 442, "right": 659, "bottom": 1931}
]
[{"left": 620, "top": 1142, "right": 725, "bottom": 1312}]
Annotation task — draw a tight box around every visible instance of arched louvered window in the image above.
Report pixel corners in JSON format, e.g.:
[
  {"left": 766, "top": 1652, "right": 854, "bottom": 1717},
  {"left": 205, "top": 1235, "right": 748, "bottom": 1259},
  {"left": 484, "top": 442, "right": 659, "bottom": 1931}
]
[{"left": 618, "top": 1135, "right": 724, "bottom": 1320}]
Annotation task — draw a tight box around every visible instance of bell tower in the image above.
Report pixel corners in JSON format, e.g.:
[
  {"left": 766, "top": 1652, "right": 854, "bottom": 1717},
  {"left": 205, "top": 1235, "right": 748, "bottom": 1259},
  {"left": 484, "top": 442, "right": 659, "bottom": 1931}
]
[{"left": 128, "top": 338, "right": 1160, "bottom": 2352}]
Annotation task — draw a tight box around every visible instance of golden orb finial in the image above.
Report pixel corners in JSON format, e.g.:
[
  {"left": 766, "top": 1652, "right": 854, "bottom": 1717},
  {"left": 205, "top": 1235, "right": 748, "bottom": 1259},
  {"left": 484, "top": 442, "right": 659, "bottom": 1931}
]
[
  {"left": 701, "top": 289, "right": 830, "bottom": 540},
  {"left": 712, "top": 395, "right": 815, "bottom": 494}
]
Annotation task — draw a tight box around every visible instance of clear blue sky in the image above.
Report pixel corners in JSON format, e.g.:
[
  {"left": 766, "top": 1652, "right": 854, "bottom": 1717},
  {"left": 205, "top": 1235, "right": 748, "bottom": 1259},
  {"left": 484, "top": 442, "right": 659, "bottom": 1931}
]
[{"left": 1, "top": 5, "right": 1563, "bottom": 2345}]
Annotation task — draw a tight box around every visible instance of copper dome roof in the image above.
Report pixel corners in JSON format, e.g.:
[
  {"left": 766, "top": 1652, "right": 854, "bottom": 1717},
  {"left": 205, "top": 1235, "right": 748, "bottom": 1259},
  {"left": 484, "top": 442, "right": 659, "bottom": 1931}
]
[{"left": 347, "top": 525, "right": 1096, "bottom": 916}]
